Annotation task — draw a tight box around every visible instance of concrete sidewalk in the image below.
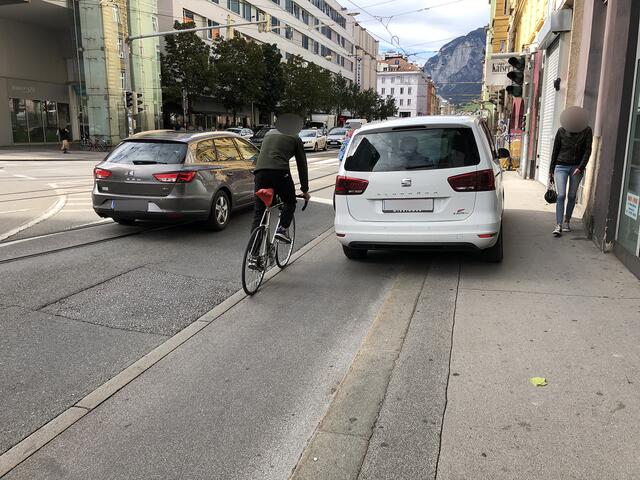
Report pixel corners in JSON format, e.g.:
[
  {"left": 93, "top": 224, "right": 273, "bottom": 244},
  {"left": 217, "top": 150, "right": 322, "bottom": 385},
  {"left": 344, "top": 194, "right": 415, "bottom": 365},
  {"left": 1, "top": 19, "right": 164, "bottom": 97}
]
[
  {"left": 0, "top": 145, "right": 107, "bottom": 162},
  {"left": 361, "top": 173, "right": 640, "bottom": 479}
]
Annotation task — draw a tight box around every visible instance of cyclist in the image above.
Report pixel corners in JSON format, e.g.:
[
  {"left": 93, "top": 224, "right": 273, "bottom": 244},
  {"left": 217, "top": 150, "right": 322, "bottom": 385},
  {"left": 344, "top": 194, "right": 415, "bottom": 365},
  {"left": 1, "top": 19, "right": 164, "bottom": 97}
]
[{"left": 251, "top": 113, "right": 311, "bottom": 244}]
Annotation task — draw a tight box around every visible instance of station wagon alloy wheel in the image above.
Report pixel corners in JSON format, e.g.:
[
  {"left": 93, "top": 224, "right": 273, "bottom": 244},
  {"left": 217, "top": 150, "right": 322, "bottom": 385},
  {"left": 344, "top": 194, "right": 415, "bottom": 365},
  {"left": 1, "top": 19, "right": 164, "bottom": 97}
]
[
  {"left": 216, "top": 195, "right": 229, "bottom": 224},
  {"left": 205, "top": 190, "right": 231, "bottom": 231}
]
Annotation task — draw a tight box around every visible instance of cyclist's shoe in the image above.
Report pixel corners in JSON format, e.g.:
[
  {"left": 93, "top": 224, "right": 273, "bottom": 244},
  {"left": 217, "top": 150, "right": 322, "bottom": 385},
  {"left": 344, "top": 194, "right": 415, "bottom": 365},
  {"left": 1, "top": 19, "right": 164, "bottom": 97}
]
[
  {"left": 275, "top": 227, "right": 292, "bottom": 244},
  {"left": 248, "top": 256, "right": 264, "bottom": 271}
]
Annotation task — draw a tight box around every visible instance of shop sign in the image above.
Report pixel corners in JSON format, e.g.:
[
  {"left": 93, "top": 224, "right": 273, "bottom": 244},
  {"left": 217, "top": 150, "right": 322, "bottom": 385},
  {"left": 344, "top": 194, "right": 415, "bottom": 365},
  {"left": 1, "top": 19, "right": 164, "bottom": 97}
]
[
  {"left": 625, "top": 192, "right": 639, "bottom": 220},
  {"left": 485, "top": 57, "right": 513, "bottom": 87}
]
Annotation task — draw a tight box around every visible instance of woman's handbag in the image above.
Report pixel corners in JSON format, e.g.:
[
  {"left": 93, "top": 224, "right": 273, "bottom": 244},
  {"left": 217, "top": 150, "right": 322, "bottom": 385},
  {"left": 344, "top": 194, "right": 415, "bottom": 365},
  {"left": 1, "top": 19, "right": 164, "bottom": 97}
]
[{"left": 544, "top": 182, "right": 558, "bottom": 204}]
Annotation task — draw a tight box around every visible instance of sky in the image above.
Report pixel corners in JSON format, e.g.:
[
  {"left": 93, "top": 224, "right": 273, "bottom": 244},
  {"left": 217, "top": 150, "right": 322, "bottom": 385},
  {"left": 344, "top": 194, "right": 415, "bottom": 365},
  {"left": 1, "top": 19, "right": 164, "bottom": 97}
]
[{"left": 340, "top": 0, "right": 490, "bottom": 63}]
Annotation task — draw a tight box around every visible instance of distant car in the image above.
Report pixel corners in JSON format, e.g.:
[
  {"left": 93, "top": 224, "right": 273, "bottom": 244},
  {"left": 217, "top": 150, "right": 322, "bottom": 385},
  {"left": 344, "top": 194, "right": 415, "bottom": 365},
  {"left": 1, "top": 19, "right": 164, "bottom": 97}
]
[
  {"left": 327, "top": 127, "right": 348, "bottom": 148},
  {"left": 249, "top": 126, "right": 275, "bottom": 148},
  {"left": 92, "top": 130, "right": 259, "bottom": 230},
  {"left": 299, "top": 129, "right": 327, "bottom": 151},
  {"left": 334, "top": 116, "right": 506, "bottom": 262},
  {"left": 226, "top": 127, "right": 254, "bottom": 139}
]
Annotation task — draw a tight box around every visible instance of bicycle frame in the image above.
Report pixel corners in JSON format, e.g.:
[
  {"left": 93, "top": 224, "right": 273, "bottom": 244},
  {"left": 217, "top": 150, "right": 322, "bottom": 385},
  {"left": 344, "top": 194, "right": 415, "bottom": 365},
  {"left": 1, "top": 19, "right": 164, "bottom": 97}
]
[{"left": 254, "top": 201, "right": 284, "bottom": 262}]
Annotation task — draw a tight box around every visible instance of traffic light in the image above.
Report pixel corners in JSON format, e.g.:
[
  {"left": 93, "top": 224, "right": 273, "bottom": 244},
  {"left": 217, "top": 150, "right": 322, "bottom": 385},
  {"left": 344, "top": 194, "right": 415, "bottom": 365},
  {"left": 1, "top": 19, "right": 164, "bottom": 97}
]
[
  {"left": 506, "top": 55, "right": 525, "bottom": 97},
  {"left": 125, "top": 91, "right": 133, "bottom": 110},
  {"left": 135, "top": 92, "right": 144, "bottom": 114},
  {"left": 226, "top": 14, "right": 234, "bottom": 38},
  {"left": 258, "top": 12, "right": 272, "bottom": 33}
]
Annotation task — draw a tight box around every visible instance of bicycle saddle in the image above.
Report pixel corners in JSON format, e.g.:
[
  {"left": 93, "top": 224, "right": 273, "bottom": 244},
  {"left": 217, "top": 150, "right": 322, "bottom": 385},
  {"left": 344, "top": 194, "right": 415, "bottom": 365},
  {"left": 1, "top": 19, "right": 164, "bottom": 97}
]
[{"left": 256, "top": 188, "right": 274, "bottom": 207}]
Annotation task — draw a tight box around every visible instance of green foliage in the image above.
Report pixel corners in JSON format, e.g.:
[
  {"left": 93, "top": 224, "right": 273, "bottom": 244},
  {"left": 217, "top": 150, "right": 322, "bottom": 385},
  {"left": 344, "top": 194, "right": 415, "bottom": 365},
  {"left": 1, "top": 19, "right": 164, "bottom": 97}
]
[
  {"left": 160, "top": 32, "right": 396, "bottom": 123},
  {"left": 210, "top": 36, "right": 265, "bottom": 117},
  {"left": 160, "top": 21, "right": 212, "bottom": 108},
  {"left": 255, "top": 44, "right": 284, "bottom": 116}
]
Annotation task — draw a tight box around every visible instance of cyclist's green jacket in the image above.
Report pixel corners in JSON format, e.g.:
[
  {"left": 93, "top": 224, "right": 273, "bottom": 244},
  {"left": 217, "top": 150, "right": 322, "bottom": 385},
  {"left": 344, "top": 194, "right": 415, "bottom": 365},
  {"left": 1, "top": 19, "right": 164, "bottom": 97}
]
[{"left": 255, "top": 133, "right": 309, "bottom": 192}]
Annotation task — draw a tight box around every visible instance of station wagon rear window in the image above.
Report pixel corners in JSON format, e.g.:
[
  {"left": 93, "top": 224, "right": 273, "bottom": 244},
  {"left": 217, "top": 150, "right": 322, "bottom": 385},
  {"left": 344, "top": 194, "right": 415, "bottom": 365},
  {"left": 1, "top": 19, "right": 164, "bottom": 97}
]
[
  {"left": 106, "top": 141, "right": 188, "bottom": 165},
  {"left": 344, "top": 127, "right": 480, "bottom": 172}
]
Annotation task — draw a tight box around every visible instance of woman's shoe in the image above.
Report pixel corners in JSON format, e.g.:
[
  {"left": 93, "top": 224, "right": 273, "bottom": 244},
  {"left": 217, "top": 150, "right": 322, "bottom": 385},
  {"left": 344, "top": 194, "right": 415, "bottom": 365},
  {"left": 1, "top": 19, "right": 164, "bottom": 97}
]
[
  {"left": 562, "top": 221, "right": 571, "bottom": 232},
  {"left": 553, "top": 225, "right": 562, "bottom": 237}
]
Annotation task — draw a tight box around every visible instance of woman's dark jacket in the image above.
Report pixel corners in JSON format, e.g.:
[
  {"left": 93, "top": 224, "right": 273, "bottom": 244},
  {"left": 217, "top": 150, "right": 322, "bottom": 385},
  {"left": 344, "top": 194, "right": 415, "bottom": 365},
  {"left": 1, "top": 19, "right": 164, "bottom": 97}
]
[{"left": 549, "top": 126, "right": 593, "bottom": 175}]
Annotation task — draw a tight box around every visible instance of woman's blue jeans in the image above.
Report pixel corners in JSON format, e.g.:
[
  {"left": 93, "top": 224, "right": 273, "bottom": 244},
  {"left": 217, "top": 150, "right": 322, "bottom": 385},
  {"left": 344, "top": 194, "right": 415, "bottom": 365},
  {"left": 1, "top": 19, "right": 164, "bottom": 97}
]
[{"left": 554, "top": 165, "right": 583, "bottom": 225}]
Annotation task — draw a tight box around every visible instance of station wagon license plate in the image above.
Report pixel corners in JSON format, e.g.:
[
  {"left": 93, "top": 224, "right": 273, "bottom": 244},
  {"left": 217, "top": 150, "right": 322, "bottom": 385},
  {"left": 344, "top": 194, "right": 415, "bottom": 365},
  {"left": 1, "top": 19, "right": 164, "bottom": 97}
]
[
  {"left": 382, "top": 198, "right": 434, "bottom": 213},
  {"left": 111, "top": 199, "right": 148, "bottom": 212}
]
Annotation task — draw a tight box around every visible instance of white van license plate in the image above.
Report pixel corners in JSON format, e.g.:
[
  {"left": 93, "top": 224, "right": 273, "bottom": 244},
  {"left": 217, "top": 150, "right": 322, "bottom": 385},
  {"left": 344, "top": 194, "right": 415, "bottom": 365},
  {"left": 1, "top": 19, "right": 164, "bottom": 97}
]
[{"left": 382, "top": 198, "right": 434, "bottom": 213}]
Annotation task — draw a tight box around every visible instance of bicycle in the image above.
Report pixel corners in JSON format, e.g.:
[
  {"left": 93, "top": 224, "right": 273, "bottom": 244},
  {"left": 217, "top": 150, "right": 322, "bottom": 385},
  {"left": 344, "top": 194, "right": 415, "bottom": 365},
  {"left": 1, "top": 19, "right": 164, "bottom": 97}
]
[{"left": 241, "top": 190, "right": 309, "bottom": 295}]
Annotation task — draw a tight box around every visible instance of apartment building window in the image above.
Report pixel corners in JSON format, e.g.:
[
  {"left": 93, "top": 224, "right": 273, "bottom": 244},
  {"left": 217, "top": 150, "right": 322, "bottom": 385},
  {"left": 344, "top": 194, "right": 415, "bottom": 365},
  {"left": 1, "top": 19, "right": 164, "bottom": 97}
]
[
  {"left": 228, "top": 0, "right": 240, "bottom": 14},
  {"left": 408, "top": 87, "right": 412, "bottom": 95},
  {"left": 390, "top": 77, "right": 395, "bottom": 84},
  {"left": 381, "top": 88, "right": 385, "bottom": 95},
  {"left": 271, "top": 16, "right": 280, "bottom": 29},
  {"left": 407, "top": 99, "right": 411, "bottom": 106},
  {"left": 396, "top": 76, "right": 401, "bottom": 83},
  {"left": 112, "top": 4, "right": 120, "bottom": 24},
  {"left": 285, "top": 0, "right": 294, "bottom": 14},
  {"left": 183, "top": 9, "right": 195, "bottom": 23},
  {"left": 302, "top": 34, "right": 309, "bottom": 50},
  {"left": 399, "top": 99, "right": 404, "bottom": 106},
  {"left": 400, "top": 87, "right": 404, "bottom": 94},
  {"left": 241, "top": 2, "right": 252, "bottom": 20},
  {"left": 207, "top": 19, "right": 219, "bottom": 39},
  {"left": 117, "top": 34, "right": 124, "bottom": 58},
  {"left": 272, "top": 0, "right": 279, "bottom": 4},
  {"left": 152, "top": 16, "right": 158, "bottom": 32},
  {"left": 302, "top": 10, "right": 310, "bottom": 24},
  {"left": 390, "top": 88, "right": 394, "bottom": 95},
  {"left": 285, "top": 25, "right": 293, "bottom": 40},
  {"left": 313, "top": 41, "right": 319, "bottom": 54},
  {"left": 210, "top": 0, "right": 219, "bottom": 3}
]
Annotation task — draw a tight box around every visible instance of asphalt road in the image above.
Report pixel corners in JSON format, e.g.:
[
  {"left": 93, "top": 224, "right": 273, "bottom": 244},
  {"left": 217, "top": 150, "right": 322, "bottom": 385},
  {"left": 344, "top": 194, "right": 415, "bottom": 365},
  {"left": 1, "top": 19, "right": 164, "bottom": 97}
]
[{"left": 0, "top": 150, "right": 342, "bottom": 455}]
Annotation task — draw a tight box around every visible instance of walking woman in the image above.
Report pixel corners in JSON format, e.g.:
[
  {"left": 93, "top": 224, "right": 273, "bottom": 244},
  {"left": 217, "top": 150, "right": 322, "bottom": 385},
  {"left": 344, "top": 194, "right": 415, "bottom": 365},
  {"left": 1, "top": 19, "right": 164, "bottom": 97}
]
[{"left": 549, "top": 106, "right": 592, "bottom": 237}]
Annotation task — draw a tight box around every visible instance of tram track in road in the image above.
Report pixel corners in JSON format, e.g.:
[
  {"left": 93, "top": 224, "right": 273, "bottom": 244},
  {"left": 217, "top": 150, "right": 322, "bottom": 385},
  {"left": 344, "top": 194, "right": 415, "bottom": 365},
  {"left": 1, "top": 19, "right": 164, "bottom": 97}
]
[{"left": 0, "top": 170, "right": 338, "bottom": 264}]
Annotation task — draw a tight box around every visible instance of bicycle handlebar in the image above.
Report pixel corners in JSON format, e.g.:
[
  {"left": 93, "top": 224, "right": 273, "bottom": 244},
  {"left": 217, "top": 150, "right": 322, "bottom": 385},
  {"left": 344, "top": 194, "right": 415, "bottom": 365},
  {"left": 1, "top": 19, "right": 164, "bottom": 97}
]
[{"left": 296, "top": 194, "right": 309, "bottom": 211}]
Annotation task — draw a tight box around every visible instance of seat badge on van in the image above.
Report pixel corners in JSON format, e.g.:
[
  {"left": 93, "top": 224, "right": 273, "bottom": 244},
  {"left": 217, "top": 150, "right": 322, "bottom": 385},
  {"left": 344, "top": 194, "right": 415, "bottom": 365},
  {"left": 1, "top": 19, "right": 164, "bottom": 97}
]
[{"left": 401, "top": 178, "right": 412, "bottom": 187}]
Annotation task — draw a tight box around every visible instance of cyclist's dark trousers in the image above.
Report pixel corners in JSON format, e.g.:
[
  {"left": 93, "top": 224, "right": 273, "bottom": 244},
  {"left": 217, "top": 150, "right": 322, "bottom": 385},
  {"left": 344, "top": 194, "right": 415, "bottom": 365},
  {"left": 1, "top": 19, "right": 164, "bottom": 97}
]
[{"left": 251, "top": 169, "right": 296, "bottom": 232}]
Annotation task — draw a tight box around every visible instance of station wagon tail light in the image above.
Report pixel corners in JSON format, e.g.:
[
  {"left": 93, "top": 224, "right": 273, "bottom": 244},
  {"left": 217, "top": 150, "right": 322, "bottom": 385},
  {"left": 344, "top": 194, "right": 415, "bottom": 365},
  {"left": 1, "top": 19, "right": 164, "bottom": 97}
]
[
  {"left": 447, "top": 169, "right": 495, "bottom": 192},
  {"left": 94, "top": 168, "right": 112, "bottom": 180},
  {"left": 153, "top": 171, "right": 197, "bottom": 183},
  {"left": 335, "top": 176, "right": 369, "bottom": 195}
]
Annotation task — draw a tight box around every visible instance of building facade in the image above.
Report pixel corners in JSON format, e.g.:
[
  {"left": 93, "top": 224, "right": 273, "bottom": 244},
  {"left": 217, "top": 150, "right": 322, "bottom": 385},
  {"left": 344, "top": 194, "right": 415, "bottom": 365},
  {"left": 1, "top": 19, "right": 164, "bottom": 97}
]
[
  {"left": 0, "top": 0, "right": 162, "bottom": 146},
  {"left": 376, "top": 55, "right": 433, "bottom": 118},
  {"left": 350, "top": 21, "right": 378, "bottom": 91}
]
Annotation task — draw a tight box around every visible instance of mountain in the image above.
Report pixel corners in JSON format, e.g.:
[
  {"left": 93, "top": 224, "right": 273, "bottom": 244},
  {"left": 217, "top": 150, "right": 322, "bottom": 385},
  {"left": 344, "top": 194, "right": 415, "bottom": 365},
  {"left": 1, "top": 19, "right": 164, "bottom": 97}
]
[{"left": 423, "top": 27, "right": 486, "bottom": 105}]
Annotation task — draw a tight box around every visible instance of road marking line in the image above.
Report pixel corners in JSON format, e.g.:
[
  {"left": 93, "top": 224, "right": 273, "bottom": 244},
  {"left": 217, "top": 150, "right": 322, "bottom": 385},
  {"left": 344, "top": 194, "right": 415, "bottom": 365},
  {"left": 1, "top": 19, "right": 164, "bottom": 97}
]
[
  {"left": 0, "top": 193, "right": 66, "bottom": 242},
  {"left": 0, "top": 219, "right": 111, "bottom": 248},
  {"left": 0, "top": 227, "right": 335, "bottom": 476},
  {"left": 60, "top": 209, "right": 93, "bottom": 213},
  {"left": 0, "top": 208, "right": 31, "bottom": 214},
  {"left": 13, "top": 174, "right": 37, "bottom": 180}
]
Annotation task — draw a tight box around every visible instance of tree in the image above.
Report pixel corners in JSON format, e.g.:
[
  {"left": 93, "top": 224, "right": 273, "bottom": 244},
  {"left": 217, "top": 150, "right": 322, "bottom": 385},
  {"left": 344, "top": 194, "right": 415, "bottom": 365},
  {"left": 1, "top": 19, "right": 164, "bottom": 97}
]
[
  {"left": 330, "top": 74, "right": 351, "bottom": 117},
  {"left": 280, "top": 56, "right": 310, "bottom": 116},
  {"left": 375, "top": 95, "right": 398, "bottom": 120},
  {"left": 255, "top": 43, "right": 284, "bottom": 122},
  {"left": 160, "top": 21, "right": 212, "bottom": 126},
  {"left": 210, "top": 36, "right": 265, "bottom": 122},
  {"left": 350, "top": 88, "right": 379, "bottom": 120}
]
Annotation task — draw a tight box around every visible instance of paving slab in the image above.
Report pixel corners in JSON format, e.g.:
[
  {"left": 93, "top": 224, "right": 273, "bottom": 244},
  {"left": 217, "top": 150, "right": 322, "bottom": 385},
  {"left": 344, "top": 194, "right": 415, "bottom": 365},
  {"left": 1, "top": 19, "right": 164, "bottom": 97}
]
[
  {"left": 358, "top": 261, "right": 460, "bottom": 480},
  {"left": 3, "top": 237, "right": 404, "bottom": 480},
  {"left": 437, "top": 290, "right": 640, "bottom": 480},
  {"left": 42, "top": 267, "right": 238, "bottom": 336},
  {"left": 0, "top": 306, "right": 165, "bottom": 454}
]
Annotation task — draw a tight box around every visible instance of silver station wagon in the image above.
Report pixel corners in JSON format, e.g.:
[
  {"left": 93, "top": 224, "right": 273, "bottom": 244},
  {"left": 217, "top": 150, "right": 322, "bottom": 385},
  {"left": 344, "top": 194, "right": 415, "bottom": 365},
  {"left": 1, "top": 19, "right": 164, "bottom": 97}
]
[{"left": 92, "top": 130, "right": 259, "bottom": 230}]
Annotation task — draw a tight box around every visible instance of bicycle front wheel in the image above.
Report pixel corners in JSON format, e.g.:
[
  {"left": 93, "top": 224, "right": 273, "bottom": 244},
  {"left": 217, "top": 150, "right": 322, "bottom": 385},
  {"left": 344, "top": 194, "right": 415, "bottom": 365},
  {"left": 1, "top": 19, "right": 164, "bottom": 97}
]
[
  {"left": 242, "top": 226, "right": 267, "bottom": 295},
  {"left": 276, "top": 216, "right": 295, "bottom": 269}
]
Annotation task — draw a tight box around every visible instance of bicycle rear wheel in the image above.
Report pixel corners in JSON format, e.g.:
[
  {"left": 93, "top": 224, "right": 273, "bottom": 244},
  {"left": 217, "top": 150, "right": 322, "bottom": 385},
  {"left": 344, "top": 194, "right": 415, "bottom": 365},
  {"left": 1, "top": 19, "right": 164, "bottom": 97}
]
[
  {"left": 242, "top": 226, "right": 267, "bottom": 295},
  {"left": 275, "top": 216, "right": 295, "bottom": 269}
]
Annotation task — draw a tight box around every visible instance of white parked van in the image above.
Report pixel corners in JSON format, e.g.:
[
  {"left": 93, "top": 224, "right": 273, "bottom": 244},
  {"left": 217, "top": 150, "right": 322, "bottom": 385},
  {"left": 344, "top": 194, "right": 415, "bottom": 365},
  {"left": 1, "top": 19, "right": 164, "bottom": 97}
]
[{"left": 344, "top": 118, "right": 368, "bottom": 130}]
